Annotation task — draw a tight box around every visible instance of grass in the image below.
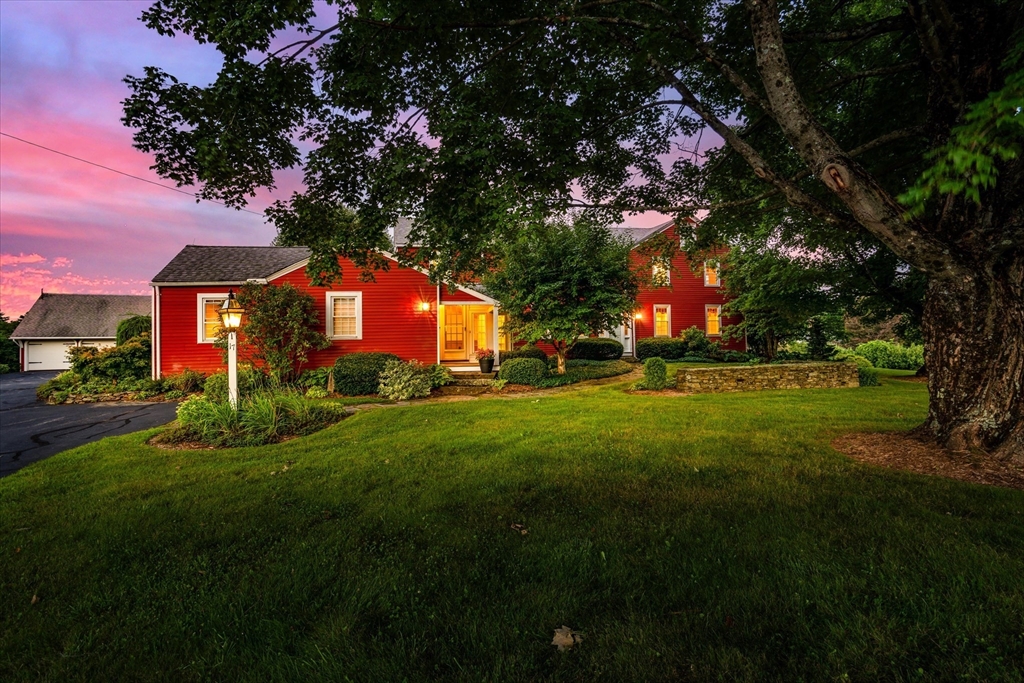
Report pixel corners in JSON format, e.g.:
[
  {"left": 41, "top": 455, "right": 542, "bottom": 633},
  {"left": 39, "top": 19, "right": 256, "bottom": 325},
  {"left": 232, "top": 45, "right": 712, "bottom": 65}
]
[{"left": 2, "top": 373, "right": 1022, "bottom": 682}]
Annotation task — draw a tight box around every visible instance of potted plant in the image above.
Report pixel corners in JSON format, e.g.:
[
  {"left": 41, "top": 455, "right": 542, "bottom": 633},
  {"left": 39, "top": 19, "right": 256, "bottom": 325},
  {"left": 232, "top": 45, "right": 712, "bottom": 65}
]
[{"left": 475, "top": 348, "right": 495, "bottom": 373}]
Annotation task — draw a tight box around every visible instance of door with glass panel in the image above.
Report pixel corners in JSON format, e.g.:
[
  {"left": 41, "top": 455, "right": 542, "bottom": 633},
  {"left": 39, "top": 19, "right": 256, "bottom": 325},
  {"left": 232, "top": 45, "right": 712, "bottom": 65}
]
[{"left": 440, "top": 305, "right": 468, "bottom": 361}]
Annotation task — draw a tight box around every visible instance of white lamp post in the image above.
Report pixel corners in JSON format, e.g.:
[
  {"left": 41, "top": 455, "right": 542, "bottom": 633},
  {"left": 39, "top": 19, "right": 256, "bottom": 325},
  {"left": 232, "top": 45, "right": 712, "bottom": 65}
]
[{"left": 219, "top": 289, "right": 245, "bottom": 409}]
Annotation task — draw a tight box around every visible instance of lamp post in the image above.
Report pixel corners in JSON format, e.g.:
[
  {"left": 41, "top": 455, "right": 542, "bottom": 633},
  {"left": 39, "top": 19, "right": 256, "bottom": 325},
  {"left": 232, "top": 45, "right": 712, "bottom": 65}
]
[{"left": 219, "top": 289, "right": 245, "bottom": 409}]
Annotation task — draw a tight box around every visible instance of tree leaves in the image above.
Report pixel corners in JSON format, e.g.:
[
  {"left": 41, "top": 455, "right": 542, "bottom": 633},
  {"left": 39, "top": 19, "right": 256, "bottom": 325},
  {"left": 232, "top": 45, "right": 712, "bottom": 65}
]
[{"left": 552, "top": 625, "right": 583, "bottom": 652}]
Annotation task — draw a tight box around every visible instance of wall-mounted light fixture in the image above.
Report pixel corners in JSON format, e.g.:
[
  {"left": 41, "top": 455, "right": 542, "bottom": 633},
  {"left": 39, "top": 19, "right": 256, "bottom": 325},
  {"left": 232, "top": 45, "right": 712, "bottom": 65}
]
[
  {"left": 633, "top": 312, "right": 643, "bottom": 320},
  {"left": 419, "top": 301, "right": 432, "bottom": 312}
]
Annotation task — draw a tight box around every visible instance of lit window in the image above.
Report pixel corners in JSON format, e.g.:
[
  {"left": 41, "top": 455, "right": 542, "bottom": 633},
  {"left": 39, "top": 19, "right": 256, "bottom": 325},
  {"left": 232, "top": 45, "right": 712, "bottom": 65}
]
[
  {"left": 497, "top": 314, "right": 513, "bottom": 352},
  {"left": 327, "top": 292, "right": 362, "bottom": 339},
  {"left": 706, "top": 305, "right": 722, "bottom": 336},
  {"left": 654, "top": 305, "right": 671, "bottom": 337},
  {"left": 652, "top": 260, "right": 671, "bottom": 286},
  {"left": 704, "top": 261, "right": 720, "bottom": 287},
  {"left": 198, "top": 295, "right": 227, "bottom": 343}
]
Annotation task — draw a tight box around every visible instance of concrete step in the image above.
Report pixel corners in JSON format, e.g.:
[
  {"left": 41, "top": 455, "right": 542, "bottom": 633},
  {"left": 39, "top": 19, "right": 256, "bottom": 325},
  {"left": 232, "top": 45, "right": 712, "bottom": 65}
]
[{"left": 451, "top": 378, "right": 497, "bottom": 387}]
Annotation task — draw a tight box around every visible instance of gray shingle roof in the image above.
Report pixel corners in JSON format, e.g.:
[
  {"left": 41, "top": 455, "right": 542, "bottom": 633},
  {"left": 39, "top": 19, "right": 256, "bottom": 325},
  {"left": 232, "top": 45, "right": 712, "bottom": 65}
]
[
  {"left": 11, "top": 294, "right": 151, "bottom": 340},
  {"left": 392, "top": 219, "right": 675, "bottom": 248},
  {"left": 151, "top": 245, "right": 311, "bottom": 284}
]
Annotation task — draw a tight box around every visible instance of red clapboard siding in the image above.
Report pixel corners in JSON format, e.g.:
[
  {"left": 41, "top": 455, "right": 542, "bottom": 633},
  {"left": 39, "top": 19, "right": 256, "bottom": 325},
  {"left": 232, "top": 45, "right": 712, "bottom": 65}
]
[
  {"left": 157, "top": 256, "right": 440, "bottom": 378},
  {"left": 440, "top": 287, "right": 488, "bottom": 303},
  {"left": 633, "top": 224, "right": 745, "bottom": 351}
]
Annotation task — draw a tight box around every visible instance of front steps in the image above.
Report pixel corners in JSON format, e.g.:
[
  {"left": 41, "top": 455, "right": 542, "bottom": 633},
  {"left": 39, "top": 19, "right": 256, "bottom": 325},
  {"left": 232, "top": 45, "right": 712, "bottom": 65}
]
[{"left": 450, "top": 370, "right": 497, "bottom": 386}]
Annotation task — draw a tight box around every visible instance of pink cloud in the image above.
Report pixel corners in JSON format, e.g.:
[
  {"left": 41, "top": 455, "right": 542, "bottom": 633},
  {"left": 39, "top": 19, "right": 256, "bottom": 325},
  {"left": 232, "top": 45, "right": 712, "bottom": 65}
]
[
  {"left": 0, "top": 253, "right": 46, "bottom": 267},
  {"left": 51, "top": 257, "right": 73, "bottom": 268},
  {"left": 0, "top": 253, "right": 150, "bottom": 317}
]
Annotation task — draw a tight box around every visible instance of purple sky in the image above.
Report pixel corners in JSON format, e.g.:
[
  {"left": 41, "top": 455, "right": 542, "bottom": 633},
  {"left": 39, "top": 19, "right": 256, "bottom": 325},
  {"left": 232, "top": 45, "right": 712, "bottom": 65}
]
[{"left": 0, "top": 1, "right": 673, "bottom": 317}]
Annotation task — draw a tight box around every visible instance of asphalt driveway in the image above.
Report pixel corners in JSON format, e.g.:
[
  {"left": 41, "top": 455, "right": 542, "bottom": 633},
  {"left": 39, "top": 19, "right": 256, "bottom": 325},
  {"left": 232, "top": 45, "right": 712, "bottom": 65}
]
[{"left": 0, "top": 372, "right": 179, "bottom": 477}]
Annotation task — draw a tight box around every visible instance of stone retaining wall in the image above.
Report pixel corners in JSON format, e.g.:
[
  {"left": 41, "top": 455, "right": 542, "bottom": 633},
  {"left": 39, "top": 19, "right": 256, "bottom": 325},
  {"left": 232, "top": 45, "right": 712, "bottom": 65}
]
[{"left": 676, "top": 362, "right": 859, "bottom": 394}]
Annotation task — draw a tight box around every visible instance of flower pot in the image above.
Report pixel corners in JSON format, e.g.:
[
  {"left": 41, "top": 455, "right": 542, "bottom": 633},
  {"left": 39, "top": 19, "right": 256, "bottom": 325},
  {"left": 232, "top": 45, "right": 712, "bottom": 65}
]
[{"left": 479, "top": 358, "right": 494, "bottom": 373}]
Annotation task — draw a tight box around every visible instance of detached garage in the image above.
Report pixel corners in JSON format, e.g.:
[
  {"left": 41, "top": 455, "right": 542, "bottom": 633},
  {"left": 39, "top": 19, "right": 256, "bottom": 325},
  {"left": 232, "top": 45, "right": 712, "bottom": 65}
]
[{"left": 10, "top": 293, "right": 151, "bottom": 372}]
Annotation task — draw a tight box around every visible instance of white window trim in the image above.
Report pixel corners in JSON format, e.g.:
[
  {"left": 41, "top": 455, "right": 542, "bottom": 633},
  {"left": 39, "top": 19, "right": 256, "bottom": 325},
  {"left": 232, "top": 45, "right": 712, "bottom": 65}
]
[
  {"left": 197, "top": 293, "right": 229, "bottom": 344},
  {"left": 326, "top": 291, "right": 363, "bottom": 340},
  {"left": 652, "top": 260, "right": 671, "bottom": 286},
  {"left": 704, "top": 261, "right": 721, "bottom": 287},
  {"left": 654, "top": 304, "right": 671, "bottom": 338},
  {"left": 705, "top": 304, "right": 723, "bottom": 337}
]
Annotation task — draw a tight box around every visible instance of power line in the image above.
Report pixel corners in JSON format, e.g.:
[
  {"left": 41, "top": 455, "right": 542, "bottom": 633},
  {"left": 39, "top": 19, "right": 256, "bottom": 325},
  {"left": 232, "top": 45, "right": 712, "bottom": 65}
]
[{"left": 0, "top": 131, "right": 266, "bottom": 217}]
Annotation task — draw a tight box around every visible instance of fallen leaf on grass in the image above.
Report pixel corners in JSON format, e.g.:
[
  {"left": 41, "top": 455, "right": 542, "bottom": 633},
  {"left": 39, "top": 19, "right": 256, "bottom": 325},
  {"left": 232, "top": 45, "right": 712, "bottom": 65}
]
[
  {"left": 31, "top": 594, "right": 39, "bottom": 605},
  {"left": 510, "top": 523, "right": 528, "bottom": 535},
  {"left": 552, "top": 625, "right": 582, "bottom": 651}
]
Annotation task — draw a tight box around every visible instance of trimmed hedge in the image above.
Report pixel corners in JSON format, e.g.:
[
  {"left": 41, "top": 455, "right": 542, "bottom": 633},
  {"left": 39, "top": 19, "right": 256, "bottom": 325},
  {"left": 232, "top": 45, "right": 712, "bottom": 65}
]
[
  {"left": 333, "top": 352, "right": 400, "bottom": 396},
  {"left": 498, "top": 358, "right": 548, "bottom": 385},
  {"left": 858, "top": 367, "right": 880, "bottom": 386},
  {"left": 635, "top": 337, "right": 687, "bottom": 361},
  {"left": 502, "top": 345, "right": 548, "bottom": 362},
  {"left": 567, "top": 338, "right": 624, "bottom": 361},
  {"left": 632, "top": 357, "right": 668, "bottom": 390}
]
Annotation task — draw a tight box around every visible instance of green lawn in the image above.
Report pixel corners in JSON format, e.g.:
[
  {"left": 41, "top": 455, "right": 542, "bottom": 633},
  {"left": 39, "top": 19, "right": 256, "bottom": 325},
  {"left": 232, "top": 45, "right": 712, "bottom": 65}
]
[{"left": 2, "top": 374, "right": 1022, "bottom": 682}]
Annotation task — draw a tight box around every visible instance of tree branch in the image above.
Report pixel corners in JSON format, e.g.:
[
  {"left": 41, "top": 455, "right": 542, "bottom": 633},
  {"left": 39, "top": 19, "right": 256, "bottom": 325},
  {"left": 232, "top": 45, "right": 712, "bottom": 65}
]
[{"left": 782, "top": 14, "right": 911, "bottom": 42}]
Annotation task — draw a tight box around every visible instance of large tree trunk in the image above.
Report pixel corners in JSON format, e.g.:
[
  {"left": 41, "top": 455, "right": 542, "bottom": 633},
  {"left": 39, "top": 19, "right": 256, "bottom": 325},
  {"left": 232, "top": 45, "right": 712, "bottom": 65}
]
[{"left": 921, "top": 258, "right": 1024, "bottom": 462}]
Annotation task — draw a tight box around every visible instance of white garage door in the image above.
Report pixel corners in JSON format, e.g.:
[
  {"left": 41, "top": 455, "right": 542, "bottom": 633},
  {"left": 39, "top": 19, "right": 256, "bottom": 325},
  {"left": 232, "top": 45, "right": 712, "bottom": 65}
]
[{"left": 25, "top": 341, "right": 77, "bottom": 371}]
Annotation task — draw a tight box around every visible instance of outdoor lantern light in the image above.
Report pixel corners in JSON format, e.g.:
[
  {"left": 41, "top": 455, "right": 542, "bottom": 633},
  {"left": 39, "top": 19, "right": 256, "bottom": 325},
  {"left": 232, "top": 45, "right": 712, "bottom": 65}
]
[
  {"left": 634, "top": 312, "right": 643, "bottom": 320},
  {"left": 219, "top": 290, "right": 245, "bottom": 332},
  {"left": 419, "top": 301, "right": 431, "bottom": 312},
  {"left": 219, "top": 290, "right": 245, "bottom": 409}
]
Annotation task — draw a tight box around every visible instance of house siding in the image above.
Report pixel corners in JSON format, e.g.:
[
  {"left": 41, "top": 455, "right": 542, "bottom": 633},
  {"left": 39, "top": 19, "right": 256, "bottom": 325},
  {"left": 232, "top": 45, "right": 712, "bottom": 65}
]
[
  {"left": 632, "top": 224, "right": 745, "bottom": 351},
  {"left": 156, "top": 256, "right": 440, "bottom": 377},
  {"left": 440, "top": 287, "right": 488, "bottom": 303}
]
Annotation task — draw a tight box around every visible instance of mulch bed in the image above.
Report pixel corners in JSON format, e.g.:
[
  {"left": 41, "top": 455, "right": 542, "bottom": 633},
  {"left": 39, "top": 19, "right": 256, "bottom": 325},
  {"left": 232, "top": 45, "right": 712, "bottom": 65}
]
[{"left": 832, "top": 432, "right": 1024, "bottom": 491}]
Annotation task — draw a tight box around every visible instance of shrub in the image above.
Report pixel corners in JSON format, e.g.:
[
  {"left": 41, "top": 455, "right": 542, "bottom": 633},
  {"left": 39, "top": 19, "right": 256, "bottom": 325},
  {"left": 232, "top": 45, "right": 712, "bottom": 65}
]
[
  {"left": 679, "top": 355, "right": 715, "bottom": 363},
  {"left": 533, "top": 360, "right": 633, "bottom": 388},
  {"left": 679, "top": 326, "right": 721, "bottom": 359},
  {"left": 203, "top": 368, "right": 275, "bottom": 403},
  {"left": 858, "top": 367, "right": 880, "bottom": 387},
  {"left": 633, "top": 357, "right": 668, "bottom": 390},
  {"left": 164, "top": 368, "right": 204, "bottom": 394},
  {"left": 305, "top": 386, "right": 329, "bottom": 399},
  {"left": 722, "top": 350, "right": 752, "bottom": 363},
  {"left": 0, "top": 363, "right": 10, "bottom": 375},
  {"left": 635, "top": 337, "right": 687, "bottom": 360},
  {"left": 297, "top": 367, "right": 332, "bottom": 390},
  {"left": 502, "top": 344, "right": 548, "bottom": 362},
  {"left": 427, "top": 364, "right": 454, "bottom": 388},
  {"left": 37, "top": 370, "right": 82, "bottom": 401},
  {"left": 333, "top": 352, "right": 400, "bottom": 395},
  {"left": 498, "top": 357, "right": 549, "bottom": 385},
  {"left": 116, "top": 315, "right": 151, "bottom": 345},
  {"left": 567, "top": 338, "right": 624, "bottom": 360},
  {"left": 69, "top": 335, "right": 151, "bottom": 382},
  {"left": 377, "top": 359, "right": 434, "bottom": 400},
  {"left": 854, "top": 340, "right": 925, "bottom": 370},
  {"left": 831, "top": 348, "right": 875, "bottom": 369}
]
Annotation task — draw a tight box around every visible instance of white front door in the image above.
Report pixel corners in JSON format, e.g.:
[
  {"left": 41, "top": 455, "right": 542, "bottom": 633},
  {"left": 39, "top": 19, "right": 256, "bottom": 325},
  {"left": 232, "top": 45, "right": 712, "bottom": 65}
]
[{"left": 606, "top": 324, "right": 633, "bottom": 355}]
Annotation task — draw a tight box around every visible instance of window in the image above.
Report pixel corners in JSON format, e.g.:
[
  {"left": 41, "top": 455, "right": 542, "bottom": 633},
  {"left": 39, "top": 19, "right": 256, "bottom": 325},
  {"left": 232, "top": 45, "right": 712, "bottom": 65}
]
[
  {"left": 327, "top": 292, "right": 362, "bottom": 339},
  {"left": 497, "top": 314, "right": 513, "bottom": 352},
  {"left": 652, "top": 260, "right": 671, "bottom": 287},
  {"left": 706, "top": 304, "right": 722, "bottom": 336},
  {"left": 704, "top": 261, "right": 721, "bottom": 287},
  {"left": 197, "top": 294, "right": 228, "bottom": 343},
  {"left": 654, "top": 304, "right": 671, "bottom": 337}
]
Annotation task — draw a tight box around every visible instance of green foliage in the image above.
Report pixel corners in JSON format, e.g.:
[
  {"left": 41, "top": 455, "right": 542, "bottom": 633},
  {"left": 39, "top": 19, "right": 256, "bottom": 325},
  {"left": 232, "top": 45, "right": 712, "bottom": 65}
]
[
  {"left": 501, "top": 345, "right": 548, "bottom": 362},
  {"left": 427, "top": 364, "right": 454, "bottom": 389},
  {"left": 116, "top": 315, "right": 151, "bottom": 346},
  {"left": 332, "top": 352, "right": 400, "bottom": 396},
  {"left": 831, "top": 348, "right": 875, "bottom": 369},
  {"left": 900, "top": 61, "right": 1024, "bottom": 215},
  {"left": 377, "top": 360, "right": 434, "bottom": 401},
  {"left": 635, "top": 338, "right": 684, "bottom": 361},
  {"left": 678, "top": 356, "right": 715, "bottom": 363},
  {"left": 532, "top": 360, "right": 633, "bottom": 388},
  {"left": 36, "top": 371, "right": 82, "bottom": 401},
  {"left": 297, "top": 367, "right": 332, "bottom": 390},
  {"left": 0, "top": 311, "right": 22, "bottom": 372},
  {"left": 484, "top": 217, "right": 640, "bottom": 373},
  {"left": 219, "top": 283, "right": 330, "bottom": 383},
  {"left": 172, "top": 391, "right": 344, "bottom": 447},
  {"left": 633, "top": 357, "right": 668, "bottom": 391},
  {"left": 566, "top": 338, "right": 624, "bottom": 361},
  {"left": 678, "top": 326, "right": 721, "bottom": 360},
  {"left": 69, "top": 335, "right": 151, "bottom": 382},
  {"left": 807, "top": 317, "right": 834, "bottom": 361},
  {"left": 305, "top": 386, "right": 329, "bottom": 399},
  {"left": 722, "top": 351, "right": 752, "bottom": 363},
  {"left": 854, "top": 341, "right": 925, "bottom": 371},
  {"left": 163, "top": 368, "right": 205, "bottom": 394},
  {"left": 497, "top": 358, "right": 548, "bottom": 386},
  {"left": 858, "top": 367, "right": 881, "bottom": 387},
  {"left": 203, "top": 367, "right": 276, "bottom": 403}
]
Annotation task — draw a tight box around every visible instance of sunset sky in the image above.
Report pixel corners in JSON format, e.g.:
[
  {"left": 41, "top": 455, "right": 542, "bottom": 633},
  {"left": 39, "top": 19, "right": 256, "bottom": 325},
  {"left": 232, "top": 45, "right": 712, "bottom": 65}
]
[{"left": 0, "top": 0, "right": 672, "bottom": 318}]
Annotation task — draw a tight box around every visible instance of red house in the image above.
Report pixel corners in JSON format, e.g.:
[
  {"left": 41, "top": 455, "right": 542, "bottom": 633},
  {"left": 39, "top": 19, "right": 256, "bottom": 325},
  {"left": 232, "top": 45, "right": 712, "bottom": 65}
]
[{"left": 149, "top": 220, "right": 743, "bottom": 379}]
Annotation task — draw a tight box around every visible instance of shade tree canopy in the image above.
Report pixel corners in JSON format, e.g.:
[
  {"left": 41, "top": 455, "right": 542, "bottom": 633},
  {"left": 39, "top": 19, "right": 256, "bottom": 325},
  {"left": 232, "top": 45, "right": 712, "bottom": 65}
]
[{"left": 123, "top": 0, "right": 1023, "bottom": 458}]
